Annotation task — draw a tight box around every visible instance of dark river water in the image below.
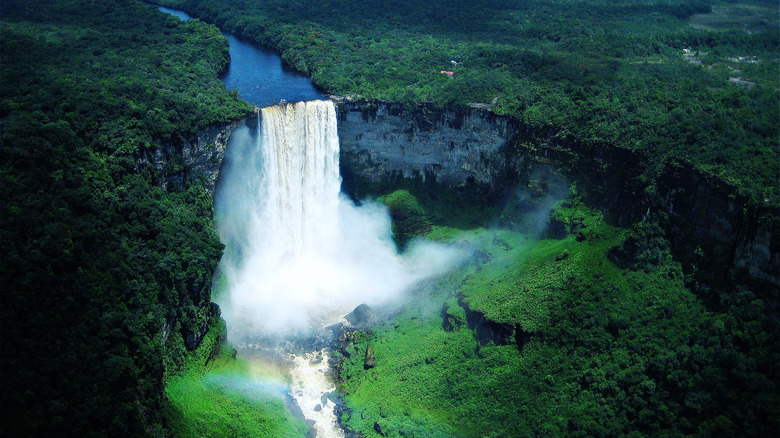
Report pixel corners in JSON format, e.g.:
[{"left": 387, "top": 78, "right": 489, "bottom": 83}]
[{"left": 158, "top": 7, "right": 325, "bottom": 108}]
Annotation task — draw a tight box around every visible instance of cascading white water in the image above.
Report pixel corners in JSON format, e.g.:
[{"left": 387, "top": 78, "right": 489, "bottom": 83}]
[
  {"left": 214, "top": 99, "right": 466, "bottom": 436},
  {"left": 259, "top": 102, "right": 341, "bottom": 260},
  {"left": 217, "top": 98, "right": 467, "bottom": 334},
  {"left": 289, "top": 350, "right": 343, "bottom": 438},
  {"left": 215, "top": 99, "right": 421, "bottom": 335}
]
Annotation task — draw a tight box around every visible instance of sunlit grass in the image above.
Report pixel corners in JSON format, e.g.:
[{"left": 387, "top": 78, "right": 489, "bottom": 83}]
[
  {"left": 165, "top": 351, "right": 308, "bottom": 437},
  {"left": 163, "top": 317, "right": 307, "bottom": 437},
  {"left": 337, "top": 198, "right": 701, "bottom": 436}
]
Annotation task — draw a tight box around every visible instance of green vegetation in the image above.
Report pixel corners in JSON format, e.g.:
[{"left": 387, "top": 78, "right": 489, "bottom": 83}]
[
  {"left": 154, "top": 0, "right": 778, "bottom": 203},
  {"left": 379, "top": 190, "right": 433, "bottom": 247},
  {"left": 0, "top": 0, "right": 254, "bottom": 434},
  {"left": 3, "top": 0, "right": 777, "bottom": 436},
  {"left": 166, "top": 372, "right": 307, "bottom": 437},
  {"left": 341, "top": 192, "right": 780, "bottom": 436},
  {"left": 164, "top": 330, "right": 308, "bottom": 437}
]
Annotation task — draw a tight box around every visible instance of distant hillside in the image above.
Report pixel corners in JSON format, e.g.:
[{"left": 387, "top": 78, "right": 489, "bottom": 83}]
[{"left": 156, "top": 0, "right": 778, "bottom": 204}]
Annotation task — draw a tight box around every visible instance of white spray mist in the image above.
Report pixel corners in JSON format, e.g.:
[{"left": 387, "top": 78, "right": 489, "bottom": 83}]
[{"left": 214, "top": 100, "right": 465, "bottom": 336}]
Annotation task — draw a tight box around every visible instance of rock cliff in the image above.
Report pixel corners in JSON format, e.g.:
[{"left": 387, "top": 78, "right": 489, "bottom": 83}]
[
  {"left": 139, "top": 100, "right": 777, "bottom": 313},
  {"left": 656, "top": 162, "right": 779, "bottom": 301},
  {"left": 135, "top": 117, "right": 246, "bottom": 353},
  {"left": 139, "top": 117, "right": 245, "bottom": 194},
  {"left": 336, "top": 100, "right": 518, "bottom": 194},
  {"left": 334, "top": 99, "right": 779, "bottom": 303}
]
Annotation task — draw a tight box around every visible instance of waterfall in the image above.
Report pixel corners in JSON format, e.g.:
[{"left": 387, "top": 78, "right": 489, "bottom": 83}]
[
  {"left": 258, "top": 101, "right": 341, "bottom": 260},
  {"left": 216, "top": 100, "right": 411, "bottom": 335},
  {"left": 215, "top": 99, "right": 467, "bottom": 337},
  {"left": 214, "top": 99, "right": 466, "bottom": 436}
]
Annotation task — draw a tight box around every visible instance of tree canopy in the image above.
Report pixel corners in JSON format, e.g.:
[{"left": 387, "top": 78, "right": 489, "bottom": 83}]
[
  {"left": 0, "top": 0, "right": 250, "bottom": 434},
  {"left": 158, "top": 0, "right": 778, "bottom": 203}
]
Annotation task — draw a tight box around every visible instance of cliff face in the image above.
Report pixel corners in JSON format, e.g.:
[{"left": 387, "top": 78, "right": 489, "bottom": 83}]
[
  {"left": 140, "top": 118, "right": 244, "bottom": 194},
  {"left": 134, "top": 118, "right": 244, "bottom": 350},
  {"left": 143, "top": 101, "right": 777, "bottom": 313},
  {"left": 335, "top": 99, "right": 779, "bottom": 300},
  {"left": 657, "top": 162, "right": 780, "bottom": 299},
  {"left": 336, "top": 100, "right": 518, "bottom": 191}
]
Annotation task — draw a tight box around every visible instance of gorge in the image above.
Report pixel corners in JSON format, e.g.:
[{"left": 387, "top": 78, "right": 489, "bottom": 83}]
[
  {"left": 160, "top": 6, "right": 778, "bottom": 310},
  {"left": 156, "top": 4, "right": 779, "bottom": 435},
  {"left": 2, "top": 0, "right": 777, "bottom": 436}
]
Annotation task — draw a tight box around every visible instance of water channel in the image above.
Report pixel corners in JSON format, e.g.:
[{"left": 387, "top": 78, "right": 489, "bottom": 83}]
[{"left": 158, "top": 6, "right": 324, "bottom": 107}]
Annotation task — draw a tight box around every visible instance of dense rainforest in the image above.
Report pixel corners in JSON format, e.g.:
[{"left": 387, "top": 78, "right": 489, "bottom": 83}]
[
  {"left": 0, "top": 0, "right": 255, "bottom": 434},
  {"left": 154, "top": 0, "right": 778, "bottom": 204},
  {"left": 1, "top": 0, "right": 778, "bottom": 437},
  {"left": 151, "top": 0, "right": 779, "bottom": 436}
]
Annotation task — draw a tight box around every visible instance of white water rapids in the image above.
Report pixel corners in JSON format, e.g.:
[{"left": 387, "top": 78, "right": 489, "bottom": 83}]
[{"left": 290, "top": 350, "right": 343, "bottom": 438}]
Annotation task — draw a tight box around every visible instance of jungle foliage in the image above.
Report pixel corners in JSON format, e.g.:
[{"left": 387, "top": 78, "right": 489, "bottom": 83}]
[
  {"left": 0, "top": 0, "right": 251, "bottom": 435},
  {"left": 339, "top": 192, "right": 780, "bottom": 437},
  {"left": 155, "top": 0, "right": 778, "bottom": 203},
  {"left": 2, "top": 0, "right": 777, "bottom": 436}
]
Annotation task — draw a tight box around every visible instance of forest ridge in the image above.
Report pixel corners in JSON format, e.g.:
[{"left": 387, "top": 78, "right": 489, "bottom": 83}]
[{"left": 157, "top": 0, "right": 779, "bottom": 204}]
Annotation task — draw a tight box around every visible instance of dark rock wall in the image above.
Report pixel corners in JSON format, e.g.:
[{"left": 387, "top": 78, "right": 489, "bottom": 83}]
[
  {"left": 335, "top": 99, "right": 779, "bottom": 301},
  {"left": 657, "top": 162, "right": 779, "bottom": 301},
  {"left": 138, "top": 117, "right": 245, "bottom": 194},
  {"left": 336, "top": 100, "right": 517, "bottom": 192}
]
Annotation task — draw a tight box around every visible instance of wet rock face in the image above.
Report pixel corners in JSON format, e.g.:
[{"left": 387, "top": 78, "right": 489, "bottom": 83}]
[
  {"left": 183, "top": 121, "right": 242, "bottom": 193},
  {"left": 181, "top": 303, "right": 221, "bottom": 351},
  {"left": 138, "top": 117, "right": 244, "bottom": 194},
  {"left": 337, "top": 101, "right": 516, "bottom": 191},
  {"left": 657, "top": 162, "right": 780, "bottom": 299},
  {"left": 337, "top": 100, "right": 779, "bottom": 299},
  {"left": 182, "top": 321, "right": 209, "bottom": 351}
]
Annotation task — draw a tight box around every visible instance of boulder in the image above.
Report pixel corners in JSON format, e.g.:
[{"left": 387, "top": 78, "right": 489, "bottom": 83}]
[
  {"left": 364, "top": 345, "right": 376, "bottom": 370},
  {"left": 345, "top": 304, "right": 373, "bottom": 327}
]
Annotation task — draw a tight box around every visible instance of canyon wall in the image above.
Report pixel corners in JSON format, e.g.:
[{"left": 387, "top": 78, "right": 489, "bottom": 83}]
[
  {"left": 140, "top": 116, "right": 247, "bottom": 194},
  {"left": 335, "top": 99, "right": 779, "bottom": 302},
  {"left": 134, "top": 115, "right": 248, "bottom": 349},
  {"left": 143, "top": 99, "right": 777, "bottom": 307},
  {"left": 336, "top": 100, "right": 520, "bottom": 193}
]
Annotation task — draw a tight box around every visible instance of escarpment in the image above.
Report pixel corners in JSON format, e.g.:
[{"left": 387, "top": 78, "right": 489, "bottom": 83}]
[
  {"left": 138, "top": 117, "right": 247, "bottom": 194},
  {"left": 335, "top": 99, "right": 779, "bottom": 304}
]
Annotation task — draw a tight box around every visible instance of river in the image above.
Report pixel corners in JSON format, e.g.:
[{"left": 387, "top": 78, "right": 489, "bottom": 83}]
[{"left": 158, "top": 6, "right": 324, "bottom": 107}]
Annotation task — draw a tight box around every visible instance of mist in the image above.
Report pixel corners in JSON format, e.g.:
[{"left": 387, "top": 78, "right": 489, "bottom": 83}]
[
  {"left": 214, "top": 101, "right": 466, "bottom": 337},
  {"left": 499, "top": 166, "right": 569, "bottom": 238}
]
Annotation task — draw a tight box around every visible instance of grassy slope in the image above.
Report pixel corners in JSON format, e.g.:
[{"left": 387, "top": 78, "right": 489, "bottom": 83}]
[
  {"left": 336, "top": 191, "right": 779, "bottom": 437},
  {"left": 165, "top": 361, "right": 308, "bottom": 437},
  {"left": 163, "top": 318, "right": 309, "bottom": 437}
]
